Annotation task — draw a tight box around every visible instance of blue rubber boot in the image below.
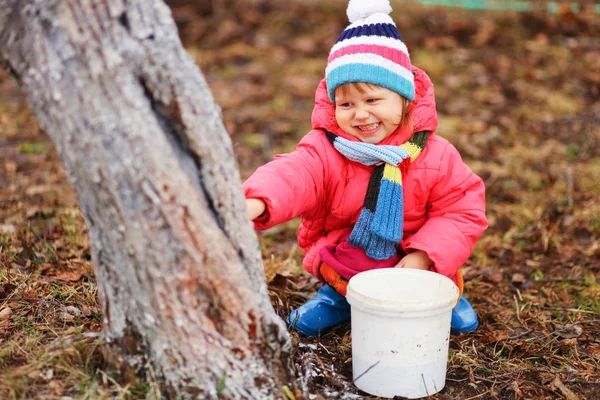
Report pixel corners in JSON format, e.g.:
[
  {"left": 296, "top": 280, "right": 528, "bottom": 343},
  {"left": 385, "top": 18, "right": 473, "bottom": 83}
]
[
  {"left": 451, "top": 294, "right": 479, "bottom": 336},
  {"left": 286, "top": 284, "right": 351, "bottom": 336}
]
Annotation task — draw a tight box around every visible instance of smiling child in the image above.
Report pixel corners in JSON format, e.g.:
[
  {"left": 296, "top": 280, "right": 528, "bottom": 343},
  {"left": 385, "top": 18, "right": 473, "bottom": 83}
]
[{"left": 243, "top": 0, "right": 488, "bottom": 337}]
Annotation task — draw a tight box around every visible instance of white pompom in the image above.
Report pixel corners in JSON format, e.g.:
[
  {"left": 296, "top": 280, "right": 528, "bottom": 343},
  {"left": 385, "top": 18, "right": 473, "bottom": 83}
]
[{"left": 347, "top": 0, "right": 392, "bottom": 23}]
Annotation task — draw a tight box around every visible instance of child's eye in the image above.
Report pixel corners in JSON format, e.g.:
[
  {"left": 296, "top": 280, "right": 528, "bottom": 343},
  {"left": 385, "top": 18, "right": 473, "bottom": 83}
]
[
  {"left": 366, "top": 98, "right": 379, "bottom": 103},
  {"left": 337, "top": 102, "right": 352, "bottom": 108}
]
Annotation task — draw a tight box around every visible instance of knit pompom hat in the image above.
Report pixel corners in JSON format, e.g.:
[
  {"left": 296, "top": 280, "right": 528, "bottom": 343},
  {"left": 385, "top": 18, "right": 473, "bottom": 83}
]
[{"left": 325, "top": 0, "right": 414, "bottom": 103}]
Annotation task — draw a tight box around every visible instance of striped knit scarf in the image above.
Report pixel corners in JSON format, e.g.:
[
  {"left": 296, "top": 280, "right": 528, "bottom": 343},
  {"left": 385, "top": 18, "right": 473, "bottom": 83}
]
[{"left": 325, "top": 130, "right": 430, "bottom": 260}]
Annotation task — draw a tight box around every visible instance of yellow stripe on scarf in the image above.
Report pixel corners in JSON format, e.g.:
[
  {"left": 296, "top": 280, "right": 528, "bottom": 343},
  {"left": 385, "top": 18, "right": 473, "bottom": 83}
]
[
  {"left": 383, "top": 163, "right": 402, "bottom": 184},
  {"left": 402, "top": 142, "right": 424, "bottom": 162}
]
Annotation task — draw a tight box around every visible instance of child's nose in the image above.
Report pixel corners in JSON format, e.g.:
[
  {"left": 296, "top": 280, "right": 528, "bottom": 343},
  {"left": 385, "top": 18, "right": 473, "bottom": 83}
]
[{"left": 355, "top": 108, "right": 369, "bottom": 120}]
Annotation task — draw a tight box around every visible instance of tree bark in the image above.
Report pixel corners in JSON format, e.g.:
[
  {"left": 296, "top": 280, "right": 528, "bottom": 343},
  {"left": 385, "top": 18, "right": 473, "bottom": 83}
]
[{"left": 0, "top": 1, "right": 292, "bottom": 398}]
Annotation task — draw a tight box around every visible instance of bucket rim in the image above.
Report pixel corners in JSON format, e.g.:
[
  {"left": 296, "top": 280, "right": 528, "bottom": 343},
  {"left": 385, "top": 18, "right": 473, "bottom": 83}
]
[{"left": 345, "top": 269, "right": 459, "bottom": 313}]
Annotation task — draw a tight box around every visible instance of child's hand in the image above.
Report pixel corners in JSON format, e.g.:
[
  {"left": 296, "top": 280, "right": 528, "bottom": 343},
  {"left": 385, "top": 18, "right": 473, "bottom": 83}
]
[
  {"left": 246, "top": 198, "right": 266, "bottom": 221},
  {"left": 395, "top": 250, "right": 433, "bottom": 271}
]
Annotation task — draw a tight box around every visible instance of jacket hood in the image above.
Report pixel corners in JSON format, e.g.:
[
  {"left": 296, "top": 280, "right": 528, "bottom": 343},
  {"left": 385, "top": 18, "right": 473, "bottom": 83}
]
[{"left": 310, "top": 67, "right": 438, "bottom": 146}]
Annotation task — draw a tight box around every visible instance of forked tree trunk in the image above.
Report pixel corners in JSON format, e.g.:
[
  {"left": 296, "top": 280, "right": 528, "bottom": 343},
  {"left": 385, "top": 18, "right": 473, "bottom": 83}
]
[{"left": 0, "top": 0, "right": 292, "bottom": 398}]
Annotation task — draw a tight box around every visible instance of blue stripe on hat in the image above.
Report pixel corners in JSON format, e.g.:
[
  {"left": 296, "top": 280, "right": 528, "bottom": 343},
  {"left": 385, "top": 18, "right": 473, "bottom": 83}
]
[
  {"left": 327, "top": 63, "right": 415, "bottom": 102},
  {"left": 337, "top": 23, "right": 403, "bottom": 43}
]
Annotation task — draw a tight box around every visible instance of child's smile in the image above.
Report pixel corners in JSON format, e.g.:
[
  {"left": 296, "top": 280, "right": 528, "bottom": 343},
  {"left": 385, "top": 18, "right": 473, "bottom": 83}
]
[
  {"left": 356, "top": 122, "right": 380, "bottom": 133},
  {"left": 334, "top": 84, "right": 406, "bottom": 144}
]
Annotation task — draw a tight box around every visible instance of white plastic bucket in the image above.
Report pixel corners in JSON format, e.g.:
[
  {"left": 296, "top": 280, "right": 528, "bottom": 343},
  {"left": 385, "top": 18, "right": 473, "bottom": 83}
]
[{"left": 345, "top": 268, "right": 459, "bottom": 399}]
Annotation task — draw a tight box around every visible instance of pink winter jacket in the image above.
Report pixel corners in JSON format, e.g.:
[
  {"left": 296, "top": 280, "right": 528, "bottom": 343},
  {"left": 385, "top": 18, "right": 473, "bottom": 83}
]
[{"left": 243, "top": 67, "right": 488, "bottom": 282}]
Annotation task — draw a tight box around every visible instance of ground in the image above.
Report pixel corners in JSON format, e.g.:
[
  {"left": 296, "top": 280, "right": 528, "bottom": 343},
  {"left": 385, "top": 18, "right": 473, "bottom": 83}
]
[{"left": 1, "top": 1, "right": 599, "bottom": 399}]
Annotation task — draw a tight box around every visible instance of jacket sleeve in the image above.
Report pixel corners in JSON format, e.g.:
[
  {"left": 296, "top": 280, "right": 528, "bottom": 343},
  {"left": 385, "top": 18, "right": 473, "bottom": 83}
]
[
  {"left": 403, "top": 143, "right": 488, "bottom": 278},
  {"left": 242, "top": 134, "right": 327, "bottom": 230}
]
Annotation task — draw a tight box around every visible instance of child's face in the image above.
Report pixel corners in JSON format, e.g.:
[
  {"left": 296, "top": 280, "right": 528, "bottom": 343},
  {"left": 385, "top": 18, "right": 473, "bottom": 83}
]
[{"left": 334, "top": 84, "right": 406, "bottom": 144}]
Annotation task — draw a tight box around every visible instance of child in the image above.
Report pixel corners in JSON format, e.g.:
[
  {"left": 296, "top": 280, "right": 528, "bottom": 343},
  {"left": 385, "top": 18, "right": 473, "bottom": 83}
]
[{"left": 244, "top": 0, "right": 488, "bottom": 337}]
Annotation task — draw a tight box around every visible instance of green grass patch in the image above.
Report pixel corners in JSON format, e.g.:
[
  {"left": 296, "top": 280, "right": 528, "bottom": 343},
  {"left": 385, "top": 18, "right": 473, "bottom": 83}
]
[{"left": 20, "top": 142, "right": 44, "bottom": 154}]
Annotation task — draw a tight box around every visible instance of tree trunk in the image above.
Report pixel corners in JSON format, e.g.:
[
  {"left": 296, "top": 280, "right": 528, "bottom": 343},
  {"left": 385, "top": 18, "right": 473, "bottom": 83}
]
[{"left": 0, "top": 1, "right": 293, "bottom": 398}]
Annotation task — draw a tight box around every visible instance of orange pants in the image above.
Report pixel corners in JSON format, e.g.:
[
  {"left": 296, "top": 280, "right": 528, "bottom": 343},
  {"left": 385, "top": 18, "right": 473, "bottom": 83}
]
[{"left": 320, "top": 262, "right": 465, "bottom": 306}]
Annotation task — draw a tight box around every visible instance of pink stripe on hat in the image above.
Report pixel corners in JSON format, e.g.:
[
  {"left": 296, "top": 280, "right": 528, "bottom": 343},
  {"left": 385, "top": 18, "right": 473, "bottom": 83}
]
[{"left": 328, "top": 43, "right": 411, "bottom": 68}]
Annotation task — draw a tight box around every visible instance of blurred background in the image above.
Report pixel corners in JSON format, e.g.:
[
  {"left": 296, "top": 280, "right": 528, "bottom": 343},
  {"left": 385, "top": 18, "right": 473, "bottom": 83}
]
[{"left": 0, "top": 1, "right": 599, "bottom": 398}]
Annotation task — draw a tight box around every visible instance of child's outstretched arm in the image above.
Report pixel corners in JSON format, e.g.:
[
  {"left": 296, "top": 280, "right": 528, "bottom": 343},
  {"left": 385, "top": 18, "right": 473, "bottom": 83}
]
[
  {"left": 403, "top": 142, "right": 488, "bottom": 278},
  {"left": 243, "top": 133, "right": 329, "bottom": 229}
]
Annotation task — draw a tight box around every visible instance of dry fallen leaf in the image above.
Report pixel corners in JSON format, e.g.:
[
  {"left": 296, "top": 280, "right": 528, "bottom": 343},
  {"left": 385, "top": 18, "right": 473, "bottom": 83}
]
[
  {"left": 550, "top": 376, "right": 580, "bottom": 400},
  {"left": 25, "top": 206, "right": 41, "bottom": 218},
  {"left": 553, "top": 323, "right": 583, "bottom": 339},
  {"left": 59, "top": 312, "right": 75, "bottom": 322},
  {"left": 511, "top": 273, "right": 526, "bottom": 283},
  {"left": 53, "top": 269, "right": 83, "bottom": 282},
  {"left": 461, "top": 265, "right": 481, "bottom": 281},
  {"left": 481, "top": 267, "right": 503, "bottom": 283},
  {"left": 64, "top": 306, "right": 82, "bottom": 317},
  {"left": 0, "top": 307, "right": 12, "bottom": 321},
  {"left": 586, "top": 344, "right": 600, "bottom": 361},
  {"left": 511, "top": 380, "right": 523, "bottom": 398},
  {"left": 48, "top": 380, "right": 63, "bottom": 396},
  {"left": 25, "top": 184, "right": 53, "bottom": 195},
  {"left": 0, "top": 224, "right": 16, "bottom": 233}
]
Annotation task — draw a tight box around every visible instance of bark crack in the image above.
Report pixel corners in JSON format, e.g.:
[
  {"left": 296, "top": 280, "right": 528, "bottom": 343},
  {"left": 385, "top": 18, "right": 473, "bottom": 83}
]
[
  {"left": 136, "top": 73, "right": 222, "bottom": 228},
  {"left": 118, "top": 11, "right": 130, "bottom": 32}
]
